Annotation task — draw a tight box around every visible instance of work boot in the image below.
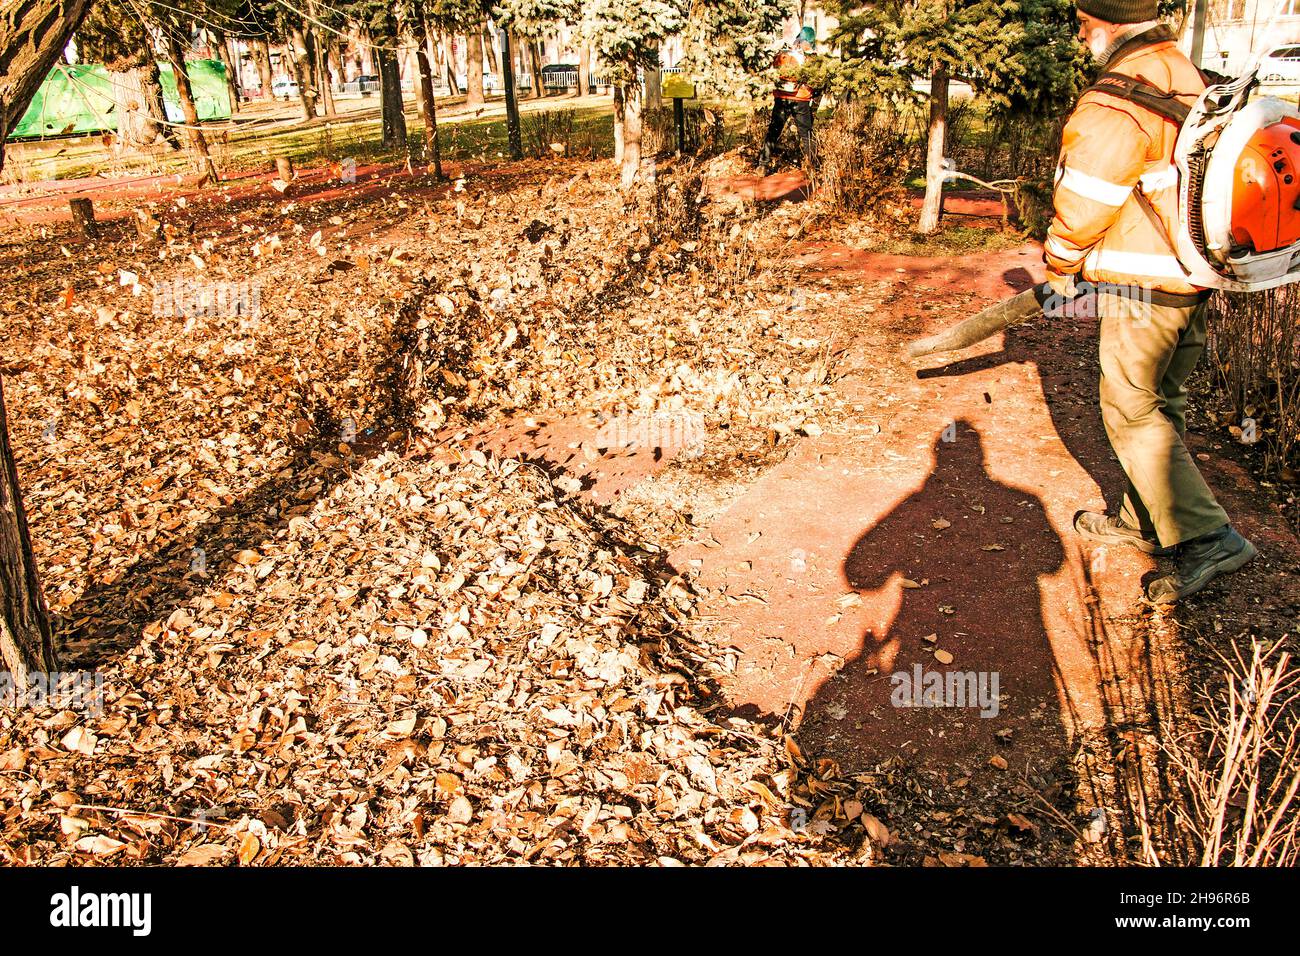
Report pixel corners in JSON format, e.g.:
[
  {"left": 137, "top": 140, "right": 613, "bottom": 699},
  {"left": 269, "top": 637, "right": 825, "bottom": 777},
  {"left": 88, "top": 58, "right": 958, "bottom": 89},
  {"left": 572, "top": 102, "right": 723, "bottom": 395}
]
[
  {"left": 1073, "top": 511, "right": 1172, "bottom": 556},
  {"left": 1145, "top": 524, "right": 1257, "bottom": 605}
]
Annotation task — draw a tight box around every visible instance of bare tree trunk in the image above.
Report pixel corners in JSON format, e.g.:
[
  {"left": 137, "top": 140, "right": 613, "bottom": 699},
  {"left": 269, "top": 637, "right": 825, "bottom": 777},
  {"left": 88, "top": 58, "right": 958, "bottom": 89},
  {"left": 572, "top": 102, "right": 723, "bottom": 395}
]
[
  {"left": 288, "top": 28, "right": 317, "bottom": 119},
  {"left": 441, "top": 33, "right": 460, "bottom": 95},
  {"left": 0, "top": 0, "right": 94, "bottom": 682},
  {"left": 483, "top": 24, "right": 499, "bottom": 76},
  {"left": 530, "top": 39, "right": 546, "bottom": 98},
  {"left": 645, "top": 52, "right": 662, "bottom": 112},
  {"left": 0, "top": 0, "right": 94, "bottom": 170},
  {"left": 526, "top": 38, "right": 543, "bottom": 99},
  {"left": 210, "top": 28, "right": 240, "bottom": 113},
  {"left": 108, "top": 65, "right": 169, "bottom": 149},
  {"left": 312, "top": 24, "right": 336, "bottom": 116},
  {"left": 575, "top": 44, "right": 590, "bottom": 98},
  {"left": 619, "top": 79, "right": 642, "bottom": 189},
  {"left": 465, "top": 27, "right": 485, "bottom": 107},
  {"left": 918, "top": 62, "right": 949, "bottom": 235},
  {"left": 0, "top": 376, "right": 57, "bottom": 688},
  {"left": 414, "top": 12, "right": 441, "bottom": 176},
  {"left": 143, "top": 58, "right": 180, "bottom": 149},
  {"left": 378, "top": 46, "right": 407, "bottom": 149},
  {"left": 612, "top": 83, "right": 624, "bottom": 165},
  {"left": 252, "top": 38, "right": 273, "bottom": 99},
  {"left": 501, "top": 29, "right": 521, "bottom": 159},
  {"left": 328, "top": 41, "right": 343, "bottom": 89},
  {"left": 165, "top": 33, "right": 218, "bottom": 181}
]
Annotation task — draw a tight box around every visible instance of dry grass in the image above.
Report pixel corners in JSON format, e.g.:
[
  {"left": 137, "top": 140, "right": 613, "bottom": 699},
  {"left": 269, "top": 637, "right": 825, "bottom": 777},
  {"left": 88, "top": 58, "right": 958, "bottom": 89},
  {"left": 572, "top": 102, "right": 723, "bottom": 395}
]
[
  {"left": 808, "top": 103, "right": 907, "bottom": 217},
  {"left": 1166, "top": 640, "right": 1300, "bottom": 866},
  {"left": 1207, "top": 285, "right": 1300, "bottom": 478},
  {"left": 520, "top": 107, "right": 576, "bottom": 159}
]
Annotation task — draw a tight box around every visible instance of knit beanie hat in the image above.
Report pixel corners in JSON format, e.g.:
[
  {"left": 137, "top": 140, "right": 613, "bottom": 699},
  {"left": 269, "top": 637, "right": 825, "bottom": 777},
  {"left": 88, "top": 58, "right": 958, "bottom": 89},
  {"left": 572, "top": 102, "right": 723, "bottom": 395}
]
[{"left": 1075, "top": 0, "right": 1159, "bottom": 23}]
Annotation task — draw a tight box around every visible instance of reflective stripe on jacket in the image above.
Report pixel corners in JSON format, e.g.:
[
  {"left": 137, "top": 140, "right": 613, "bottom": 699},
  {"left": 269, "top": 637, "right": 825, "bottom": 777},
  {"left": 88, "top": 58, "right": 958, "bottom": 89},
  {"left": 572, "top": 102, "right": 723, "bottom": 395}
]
[{"left": 1045, "top": 37, "right": 1206, "bottom": 295}]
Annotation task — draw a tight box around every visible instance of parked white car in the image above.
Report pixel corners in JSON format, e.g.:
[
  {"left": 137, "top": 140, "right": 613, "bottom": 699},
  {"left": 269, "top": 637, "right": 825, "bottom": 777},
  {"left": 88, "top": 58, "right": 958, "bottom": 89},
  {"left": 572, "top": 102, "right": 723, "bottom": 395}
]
[
  {"left": 1258, "top": 43, "right": 1300, "bottom": 84},
  {"left": 270, "top": 75, "right": 300, "bottom": 100}
]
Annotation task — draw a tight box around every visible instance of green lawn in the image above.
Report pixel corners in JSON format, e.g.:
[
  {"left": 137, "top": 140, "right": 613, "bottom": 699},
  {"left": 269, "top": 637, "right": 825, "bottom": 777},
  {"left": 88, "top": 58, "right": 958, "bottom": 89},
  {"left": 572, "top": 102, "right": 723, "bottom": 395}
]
[{"left": 5, "top": 94, "right": 620, "bottom": 181}]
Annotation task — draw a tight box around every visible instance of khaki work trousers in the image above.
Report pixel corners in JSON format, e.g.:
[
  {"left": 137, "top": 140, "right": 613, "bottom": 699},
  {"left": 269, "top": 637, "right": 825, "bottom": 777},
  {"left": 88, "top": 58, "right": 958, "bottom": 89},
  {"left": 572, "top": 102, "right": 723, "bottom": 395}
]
[{"left": 1097, "top": 290, "right": 1229, "bottom": 548}]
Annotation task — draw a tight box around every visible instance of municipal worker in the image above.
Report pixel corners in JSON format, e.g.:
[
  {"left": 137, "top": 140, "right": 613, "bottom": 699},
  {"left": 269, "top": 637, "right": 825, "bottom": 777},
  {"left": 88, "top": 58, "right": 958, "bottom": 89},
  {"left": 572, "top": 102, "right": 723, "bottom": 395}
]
[
  {"left": 1047, "top": 0, "right": 1256, "bottom": 602},
  {"left": 759, "top": 26, "right": 819, "bottom": 172}
]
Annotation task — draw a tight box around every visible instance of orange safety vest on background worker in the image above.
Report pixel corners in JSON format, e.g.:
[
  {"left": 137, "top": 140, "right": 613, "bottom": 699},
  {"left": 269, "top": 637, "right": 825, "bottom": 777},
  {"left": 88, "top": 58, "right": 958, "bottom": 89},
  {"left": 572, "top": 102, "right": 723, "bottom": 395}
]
[
  {"left": 773, "top": 47, "right": 816, "bottom": 103},
  {"left": 1044, "top": 23, "right": 1206, "bottom": 295}
]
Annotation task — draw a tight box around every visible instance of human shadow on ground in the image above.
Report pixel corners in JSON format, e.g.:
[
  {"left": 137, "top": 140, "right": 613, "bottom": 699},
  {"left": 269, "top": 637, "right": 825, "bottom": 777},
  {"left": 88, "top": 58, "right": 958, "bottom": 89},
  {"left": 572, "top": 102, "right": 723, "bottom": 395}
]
[
  {"left": 905, "top": 272, "right": 1195, "bottom": 858},
  {"left": 799, "top": 419, "right": 1071, "bottom": 773}
]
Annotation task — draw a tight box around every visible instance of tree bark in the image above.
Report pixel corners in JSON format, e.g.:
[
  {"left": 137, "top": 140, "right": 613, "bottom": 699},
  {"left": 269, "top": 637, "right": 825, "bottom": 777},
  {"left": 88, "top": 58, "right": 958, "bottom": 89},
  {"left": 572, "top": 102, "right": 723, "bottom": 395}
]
[
  {"left": 210, "top": 28, "right": 240, "bottom": 113},
  {"left": 377, "top": 46, "right": 407, "bottom": 149},
  {"left": 164, "top": 33, "right": 218, "bottom": 181},
  {"left": 142, "top": 58, "right": 180, "bottom": 149},
  {"left": 574, "top": 44, "right": 590, "bottom": 97},
  {"left": 465, "top": 27, "right": 485, "bottom": 107},
  {"left": 414, "top": 12, "right": 441, "bottom": 176},
  {"left": 0, "top": 0, "right": 95, "bottom": 682},
  {"left": 107, "top": 64, "right": 169, "bottom": 149},
  {"left": 918, "top": 62, "right": 949, "bottom": 235},
  {"left": 527, "top": 39, "right": 543, "bottom": 99},
  {"left": 441, "top": 32, "right": 460, "bottom": 95},
  {"left": 288, "top": 28, "right": 317, "bottom": 119},
  {"left": 327, "top": 41, "right": 343, "bottom": 90},
  {"left": 0, "top": 376, "right": 57, "bottom": 689},
  {"left": 0, "top": 0, "right": 95, "bottom": 170},
  {"left": 252, "top": 37, "right": 273, "bottom": 99},
  {"left": 612, "top": 83, "right": 624, "bottom": 164},
  {"left": 312, "top": 25, "right": 336, "bottom": 116},
  {"left": 501, "top": 30, "right": 521, "bottom": 159},
  {"left": 483, "top": 24, "right": 499, "bottom": 76},
  {"left": 645, "top": 55, "right": 662, "bottom": 111},
  {"left": 619, "top": 79, "right": 642, "bottom": 189}
]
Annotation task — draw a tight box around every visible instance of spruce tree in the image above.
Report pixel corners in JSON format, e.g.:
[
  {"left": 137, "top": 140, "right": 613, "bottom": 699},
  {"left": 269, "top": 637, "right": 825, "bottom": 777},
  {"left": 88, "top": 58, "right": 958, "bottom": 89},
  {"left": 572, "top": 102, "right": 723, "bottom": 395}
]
[
  {"left": 584, "top": 0, "right": 687, "bottom": 187},
  {"left": 824, "top": 0, "right": 1080, "bottom": 233}
]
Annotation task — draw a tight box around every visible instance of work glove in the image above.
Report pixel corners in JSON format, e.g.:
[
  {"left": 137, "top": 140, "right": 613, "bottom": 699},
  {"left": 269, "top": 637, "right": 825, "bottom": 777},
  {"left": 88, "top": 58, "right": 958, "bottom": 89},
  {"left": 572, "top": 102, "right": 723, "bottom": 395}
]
[
  {"left": 1042, "top": 269, "right": 1078, "bottom": 318},
  {"left": 1045, "top": 269, "right": 1076, "bottom": 298}
]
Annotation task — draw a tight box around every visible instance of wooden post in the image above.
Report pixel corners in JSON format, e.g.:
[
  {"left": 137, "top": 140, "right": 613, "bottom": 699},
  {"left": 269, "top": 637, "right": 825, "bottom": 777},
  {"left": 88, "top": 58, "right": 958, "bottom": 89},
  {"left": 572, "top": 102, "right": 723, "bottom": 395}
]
[
  {"left": 674, "top": 97, "right": 684, "bottom": 156},
  {"left": 502, "top": 31, "right": 522, "bottom": 161},
  {"left": 133, "top": 207, "right": 162, "bottom": 241},
  {"left": 69, "top": 197, "right": 97, "bottom": 238},
  {"left": 275, "top": 157, "right": 294, "bottom": 181}
]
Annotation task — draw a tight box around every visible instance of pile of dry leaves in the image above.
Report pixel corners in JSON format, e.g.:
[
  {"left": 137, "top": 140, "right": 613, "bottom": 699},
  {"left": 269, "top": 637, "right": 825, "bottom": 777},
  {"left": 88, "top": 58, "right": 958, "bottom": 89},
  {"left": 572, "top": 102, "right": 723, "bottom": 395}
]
[{"left": 0, "top": 156, "right": 878, "bottom": 865}]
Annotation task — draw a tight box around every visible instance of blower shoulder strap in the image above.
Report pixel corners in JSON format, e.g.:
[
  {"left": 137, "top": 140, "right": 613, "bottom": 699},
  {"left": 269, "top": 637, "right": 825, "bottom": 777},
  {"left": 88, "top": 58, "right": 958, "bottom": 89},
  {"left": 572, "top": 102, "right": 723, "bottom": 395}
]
[
  {"left": 1086, "top": 73, "right": 1191, "bottom": 125},
  {"left": 1084, "top": 23, "right": 1209, "bottom": 127}
]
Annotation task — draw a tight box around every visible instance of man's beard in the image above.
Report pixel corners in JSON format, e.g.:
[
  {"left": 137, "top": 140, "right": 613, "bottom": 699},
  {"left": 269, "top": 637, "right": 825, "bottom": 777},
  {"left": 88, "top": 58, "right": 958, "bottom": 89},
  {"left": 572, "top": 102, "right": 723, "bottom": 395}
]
[{"left": 1087, "top": 29, "right": 1111, "bottom": 60}]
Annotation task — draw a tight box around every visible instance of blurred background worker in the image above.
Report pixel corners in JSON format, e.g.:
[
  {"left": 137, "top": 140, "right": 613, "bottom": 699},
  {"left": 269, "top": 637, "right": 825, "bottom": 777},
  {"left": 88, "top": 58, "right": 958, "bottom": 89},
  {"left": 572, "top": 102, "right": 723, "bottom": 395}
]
[{"left": 760, "top": 26, "right": 820, "bottom": 173}]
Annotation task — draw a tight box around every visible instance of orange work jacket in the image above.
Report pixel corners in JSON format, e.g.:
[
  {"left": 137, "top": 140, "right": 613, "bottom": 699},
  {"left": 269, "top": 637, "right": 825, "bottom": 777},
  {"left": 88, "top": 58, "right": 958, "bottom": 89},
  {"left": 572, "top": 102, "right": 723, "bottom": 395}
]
[{"left": 1044, "top": 28, "right": 1207, "bottom": 295}]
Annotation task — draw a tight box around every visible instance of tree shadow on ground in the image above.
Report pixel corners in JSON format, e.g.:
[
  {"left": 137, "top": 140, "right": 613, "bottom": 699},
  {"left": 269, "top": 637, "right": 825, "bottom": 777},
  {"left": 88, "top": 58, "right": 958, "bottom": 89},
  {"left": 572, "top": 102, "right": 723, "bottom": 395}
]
[{"left": 50, "top": 282, "right": 435, "bottom": 669}]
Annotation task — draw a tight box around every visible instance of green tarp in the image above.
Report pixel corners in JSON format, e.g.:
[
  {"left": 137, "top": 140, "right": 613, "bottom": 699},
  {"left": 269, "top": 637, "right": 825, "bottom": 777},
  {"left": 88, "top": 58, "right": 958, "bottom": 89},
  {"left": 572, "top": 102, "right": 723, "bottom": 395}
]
[{"left": 9, "top": 60, "right": 231, "bottom": 139}]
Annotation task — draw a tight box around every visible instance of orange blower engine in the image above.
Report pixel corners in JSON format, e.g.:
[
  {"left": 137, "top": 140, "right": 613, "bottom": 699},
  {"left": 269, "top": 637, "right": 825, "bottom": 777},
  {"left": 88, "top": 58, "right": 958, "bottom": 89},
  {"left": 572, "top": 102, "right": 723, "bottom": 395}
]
[
  {"left": 1171, "top": 70, "right": 1300, "bottom": 291},
  {"left": 1231, "top": 117, "right": 1300, "bottom": 254}
]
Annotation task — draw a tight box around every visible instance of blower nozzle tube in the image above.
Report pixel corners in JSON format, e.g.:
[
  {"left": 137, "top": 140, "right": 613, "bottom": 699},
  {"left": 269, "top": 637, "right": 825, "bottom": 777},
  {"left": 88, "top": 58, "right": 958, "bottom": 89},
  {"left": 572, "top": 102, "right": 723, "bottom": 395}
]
[{"left": 904, "top": 283, "right": 1053, "bottom": 360}]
